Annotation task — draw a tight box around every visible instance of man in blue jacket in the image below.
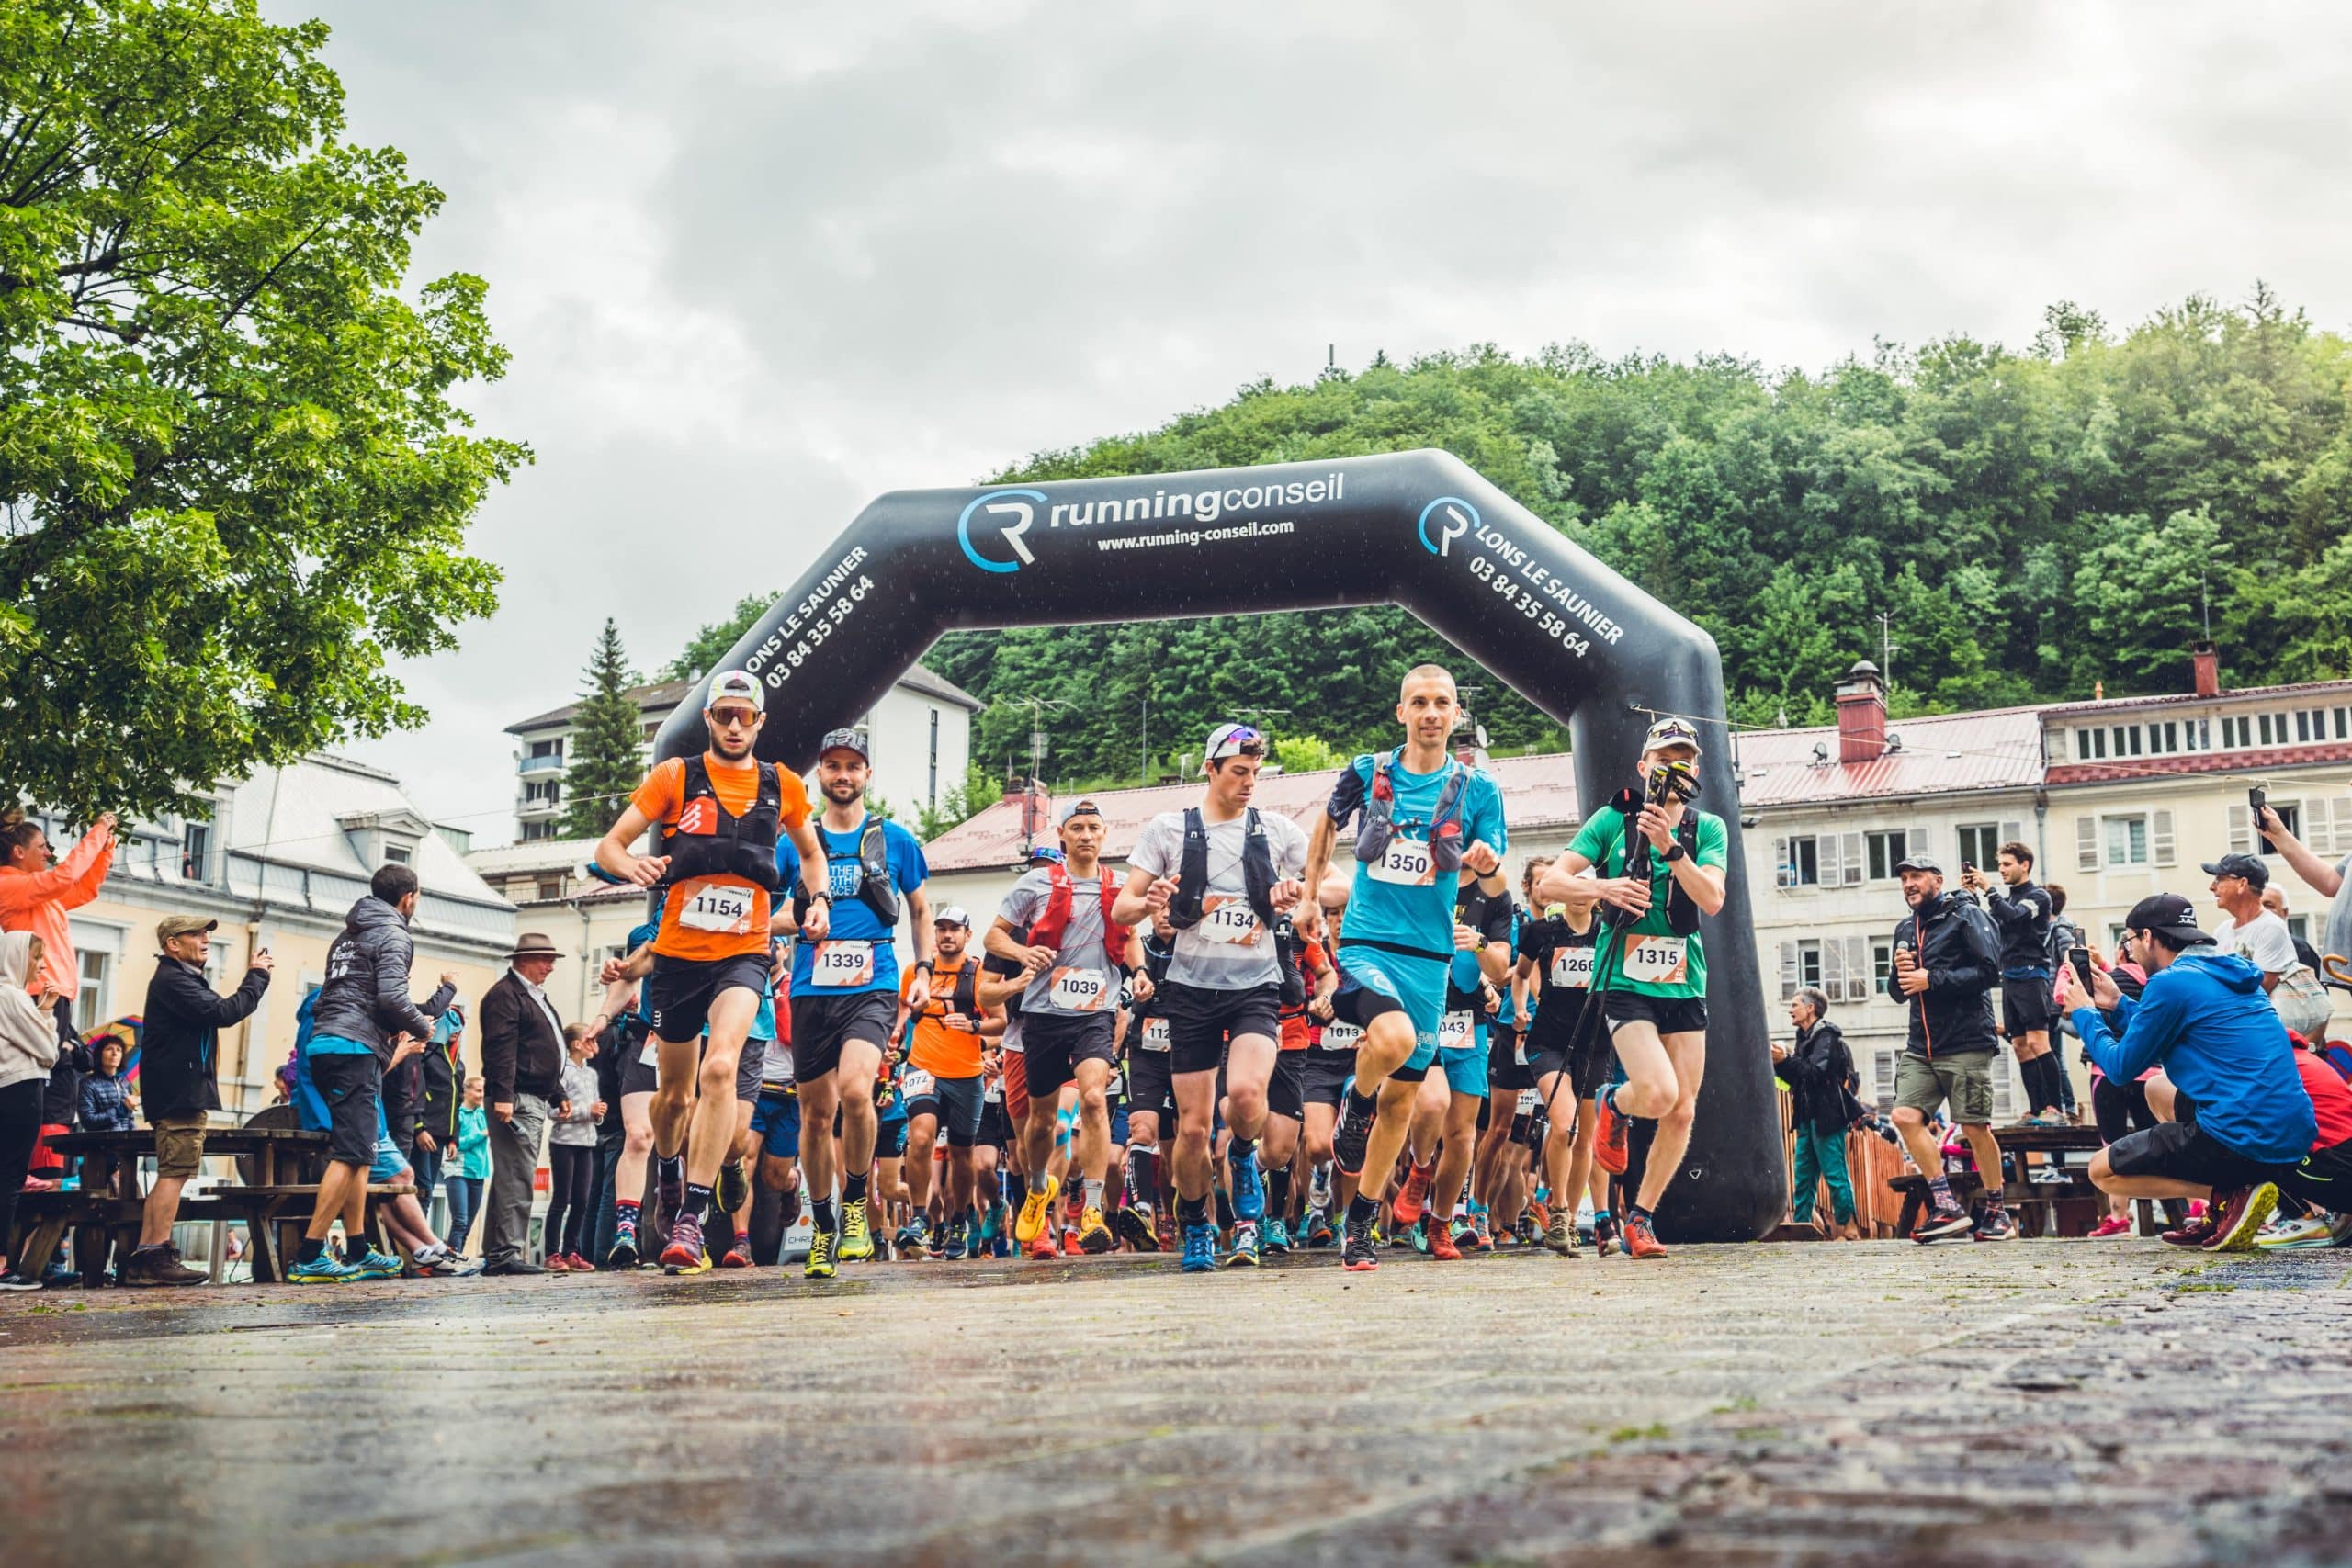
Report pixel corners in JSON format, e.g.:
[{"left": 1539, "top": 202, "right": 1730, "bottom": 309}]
[{"left": 2075, "top": 892, "right": 2314, "bottom": 1253}]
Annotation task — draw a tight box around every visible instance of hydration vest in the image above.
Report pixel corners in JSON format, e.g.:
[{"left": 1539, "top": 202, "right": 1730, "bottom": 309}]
[
  {"left": 928, "top": 954, "right": 979, "bottom": 1019},
  {"left": 1027, "top": 863, "right": 1134, "bottom": 972},
  {"left": 661, "top": 755, "right": 784, "bottom": 891},
  {"left": 1352, "top": 749, "right": 1469, "bottom": 871},
  {"left": 1169, "top": 807, "right": 1278, "bottom": 931},
  {"left": 1596, "top": 788, "right": 1702, "bottom": 936},
  {"left": 1273, "top": 916, "right": 1307, "bottom": 1009},
  {"left": 791, "top": 814, "right": 901, "bottom": 928}
]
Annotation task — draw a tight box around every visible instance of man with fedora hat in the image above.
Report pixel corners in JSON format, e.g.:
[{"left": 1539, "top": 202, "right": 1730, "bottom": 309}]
[
  {"left": 122, "top": 915, "right": 273, "bottom": 1286},
  {"left": 480, "top": 931, "right": 571, "bottom": 1274}
]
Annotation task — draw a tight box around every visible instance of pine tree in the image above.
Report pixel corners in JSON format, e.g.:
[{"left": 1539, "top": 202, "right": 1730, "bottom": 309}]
[{"left": 560, "top": 620, "right": 645, "bottom": 840}]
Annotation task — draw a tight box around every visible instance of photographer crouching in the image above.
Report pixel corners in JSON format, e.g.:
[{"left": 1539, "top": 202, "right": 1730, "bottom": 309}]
[{"left": 2075, "top": 894, "right": 2314, "bottom": 1252}]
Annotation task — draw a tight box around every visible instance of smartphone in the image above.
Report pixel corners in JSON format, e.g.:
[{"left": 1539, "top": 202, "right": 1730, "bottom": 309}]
[
  {"left": 2067, "top": 946, "right": 2096, "bottom": 994},
  {"left": 1961, "top": 862, "right": 1976, "bottom": 876},
  {"left": 2251, "top": 786, "right": 2275, "bottom": 852}
]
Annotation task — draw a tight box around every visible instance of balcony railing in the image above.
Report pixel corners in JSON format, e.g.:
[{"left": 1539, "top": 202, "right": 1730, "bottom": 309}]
[{"left": 517, "top": 754, "right": 566, "bottom": 775}]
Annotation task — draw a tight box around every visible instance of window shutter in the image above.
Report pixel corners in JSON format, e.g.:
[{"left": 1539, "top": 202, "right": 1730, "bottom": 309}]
[
  {"left": 1843, "top": 934, "right": 1873, "bottom": 1001},
  {"left": 2152, "top": 808, "right": 2175, "bottom": 867},
  {"left": 2307, "top": 800, "right": 2332, "bottom": 858},
  {"left": 2000, "top": 820, "right": 2023, "bottom": 853},
  {"left": 1815, "top": 834, "right": 1838, "bottom": 886},
  {"left": 2227, "top": 804, "right": 2250, "bottom": 855},
  {"left": 1908, "top": 825, "right": 1931, "bottom": 866},
  {"left": 1840, "top": 829, "right": 1865, "bottom": 886},
  {"left": 1773, "top": 837, "right": 1790, "bottom": 889},
  {"left": 1779, "top": 941, "right": 1799, "bottom": 1000},
  {"left": 1822, "top": 937, "right": 1845, "bottom": 1001},
  {"left": 2075, "top": 816, "right": 2098, "bottom": 873}
]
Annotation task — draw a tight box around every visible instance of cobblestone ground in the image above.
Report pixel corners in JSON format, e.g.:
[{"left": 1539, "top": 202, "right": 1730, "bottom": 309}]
[{"left": 2, "top": 1239, "right": 2346, "bottom": 1566}]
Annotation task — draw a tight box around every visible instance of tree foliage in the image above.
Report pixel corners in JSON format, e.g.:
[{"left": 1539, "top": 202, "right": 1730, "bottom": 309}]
[
  {"left": 0, "top": 0, "right": 525, "bottom": 818},
  {"left": 931, "top": 294, "right": 2352, "bottom": 782},
  {"left": 662, "top": 590, "right": 773, "bottom": 682},
  {"left": 560, "top": 619, "right": 641, "bottom": 840}
]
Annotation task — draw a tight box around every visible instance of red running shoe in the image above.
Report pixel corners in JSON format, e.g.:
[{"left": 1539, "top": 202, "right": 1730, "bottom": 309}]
[
  {"left": 718, "top": 1240, "right": 753, "bottom": 1269},
  {"left": 1593, "top": 1089, "right": 1630, "bottom": 1177},
  {"left": 660, "top": 1212, "right": 707, "bottom": 1273},
  {"left": 1429, "top": 1217, "right": 1463, "bottom": 1261},
  {"left": 1393, "top": 1161, "right": 1435, "bottom": 1226},
  {"left": 1623, "top": 1211, "right": 1668, "bottom": 1259},
  {"left": 1029, "top": 1228, "right": 1061, "bottom": 1260},
  {"left": 565, "top": 1252, "right": 597, "bottom": 1273}
]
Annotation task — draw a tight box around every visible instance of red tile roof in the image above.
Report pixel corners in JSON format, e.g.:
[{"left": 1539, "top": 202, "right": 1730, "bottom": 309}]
[
  {"left": 1732, "top": 708, "right": 2045, "bottom": 807},
  {"left": 2039, "top": 678, "right": 2352, "bottom": 718},
  {"left": 922, "top": 753, "right": 1584, "bottom": 874},
  {"left": 2047, "top": 741, "right": 2352, "bottom": 787}
]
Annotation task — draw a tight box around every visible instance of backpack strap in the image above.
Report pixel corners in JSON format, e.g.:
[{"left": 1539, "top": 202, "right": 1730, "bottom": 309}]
[
  {"left": 1170, "top": 808, "right": 1211, "bottom": 930},
  {"left": 1241, "top": 807, "right": 1279, "bottom": 927}
]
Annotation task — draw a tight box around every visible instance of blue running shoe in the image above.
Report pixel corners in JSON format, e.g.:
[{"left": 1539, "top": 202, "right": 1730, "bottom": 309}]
[
  {"left": 1264, "top": 1216, "right": 1291, "bottom": 1255},
  {"left": 942, "top": 1219, "right": 969, "bottom": 1261},
  {"left": 1181, "top": 1222, "right": 1217, "bottom": 1273},
  {"left": 1226, "top": 1219, "right": 1261, "bottom": 1268},
  {"left": 348, "top": 1248, "right": 402, "bottom": 1281},
  {"left": 289, "top": 1250, "right": 361, "bottom": 1284},
  {"left": 1230, "top": 1151, "right": 1265, "bottom": 1222}
]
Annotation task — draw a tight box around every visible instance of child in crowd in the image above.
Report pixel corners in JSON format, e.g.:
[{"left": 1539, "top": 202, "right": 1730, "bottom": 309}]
[
  {"left": 447, "top": 1076, "right": 490, "bottom": 1254},
  {"left": 543, "top": 1024, "right": 603, "bottom": 1272}
]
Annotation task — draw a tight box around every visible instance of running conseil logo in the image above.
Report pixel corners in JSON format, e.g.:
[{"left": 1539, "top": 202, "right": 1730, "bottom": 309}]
[
  {"left": 957, "top": 488, "right": 1049, "bottom": 574},
  {"left": 1418, "top": 495, "right": 1477, "bottom": 558}
]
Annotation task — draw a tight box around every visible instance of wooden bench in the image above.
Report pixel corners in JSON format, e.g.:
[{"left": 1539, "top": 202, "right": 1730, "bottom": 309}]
[{"left": 1884, "top": 1122, "right": 2117, "bottom": 1238}]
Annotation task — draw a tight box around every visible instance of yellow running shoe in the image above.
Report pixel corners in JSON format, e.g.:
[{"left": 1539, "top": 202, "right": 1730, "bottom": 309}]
[
  {"left": 1014, "top": 1175, "right": 1060, "bottom": 1246},
  {"left": 1078, "top": 1207, "right": 1115, "bottom": 1255},
  {"left": 805, "top": 1227, "right": 837, "bottom": 1280},
  {"left": 840, "top": 1197, "right": 875, "bottom": 1261}
]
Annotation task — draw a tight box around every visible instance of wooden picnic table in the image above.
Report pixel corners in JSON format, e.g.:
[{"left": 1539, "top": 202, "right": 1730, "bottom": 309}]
[
  {"left": 1887, "top": 1120, "right": 2117, "bottom": 1237},
  {"left": 11, "top": 1126, "right": 413, "bottom": 1284}
]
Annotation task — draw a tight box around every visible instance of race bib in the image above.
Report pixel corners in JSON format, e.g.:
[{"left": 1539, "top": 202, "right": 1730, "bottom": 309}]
[
  {"left": 1049, "top": 966, "right": 1110, "bottom": 1012},
  {"left": 1139, "top": 1016, "right": 1171, "bottom": 1052},
  {"left": 1516, "top": 1088, "right": 1540, "bottom": 1115},
  {"left": 1621, "top": 935, "right": 1690, "bottom": 987},
  {"left": 1513, "top": 1033, "right": 1529, "bottom": 1067},
  {"left": 901, "top": 1069, "right": 935, "bottom": 1099},
  {"left": 984, "top": 1079, "right": 1003, "bottom": 1103},
  {"left": 639, "top": 1037, "right": 660, "bottom": 1067},
  {"left": 809, "top": 941, "right": 876, "bottom": 987},
  {"left": 1369, "top": 838, "right": 1436, "bottom": 886},
  {"left": 1198, "top": 897, "right": 1264, "bottom": 945},
  {"left": 1549, "top": 946, "right": 1595, "bottom": 989},
  {"left": 1319, "top": 1020, "right": 1363, "bottom": 1052},
  {"left": 676, "top": 877, "right": 754, "bottom": 935},
  {"left": 1438, "top": 1009, "right": 1476, "bottom": 1054}
]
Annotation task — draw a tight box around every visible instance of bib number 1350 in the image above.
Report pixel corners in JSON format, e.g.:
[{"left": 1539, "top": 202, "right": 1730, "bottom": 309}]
[{"left": 1370, "top": 840, "right": 1435, "bottom": 886}]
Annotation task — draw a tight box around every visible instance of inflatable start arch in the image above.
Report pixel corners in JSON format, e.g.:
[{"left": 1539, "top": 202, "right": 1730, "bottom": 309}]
[{"left": 655, "top": 449, "right": 1785, "bottom": 1243}]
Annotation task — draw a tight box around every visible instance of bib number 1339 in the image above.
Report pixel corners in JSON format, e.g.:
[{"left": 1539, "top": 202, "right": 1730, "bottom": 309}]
[{"left": 810, "top": 941, "right": 876, "bottom": 987}]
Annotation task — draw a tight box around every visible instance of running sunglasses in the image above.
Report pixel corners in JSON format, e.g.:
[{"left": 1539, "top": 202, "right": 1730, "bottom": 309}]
[{"left": 707, "top": 705, "right": 760, "bottom": 728}]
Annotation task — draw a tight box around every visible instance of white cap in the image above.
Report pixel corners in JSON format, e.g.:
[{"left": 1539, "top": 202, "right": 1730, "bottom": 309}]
[
  {"left": 707, "top": 670, "right": 764, "bottom": 713},
  {"left": 933, "top": 906, "right": 971, "bottom": 928},
  {"left": 1204, "top": 722, "right": 1264, "bottom": 761},
  {"left": 1641, "top": 716, "right": 1701, "bottom": 756}
]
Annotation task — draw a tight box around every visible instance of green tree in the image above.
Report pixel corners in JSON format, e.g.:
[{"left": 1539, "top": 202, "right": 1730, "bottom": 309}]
[
  {"left": 1273, "top": 734, "right": 1345, "bottom": 774},
  {"left": 662, "top": 589, "right": 775, "bottom": 682},
  {"left": 560, "top": 619, "right": 642, "bottom": 840},
  {"left": 0, "top": 0, "right": 525, "bottom": 818},
  {"left": 915, "top": 762, "right": 1002, "bottom": 841}
]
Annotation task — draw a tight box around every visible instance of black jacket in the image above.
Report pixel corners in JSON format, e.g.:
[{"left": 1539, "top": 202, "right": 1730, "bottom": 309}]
[
  {"left": 1777, "top": 1018, "right": 1862, "bottom": 1134},
  {"left": 1984, "top": 879, "right": 2054, "bottom": 973},
  {"left": 140, "top": 954, "right": 270, "bottom": 1121},
  {"left": 418, "top": 1027, "right": 462, "bottom": 1146},
  {"left": 1885, "top": 891, "right": 2000, "bottom": 1057},
  {"left": 480, "top": 968, "right": 565, "bottom": 1103},
  {"left": 312, "top": 896, "right": 455, "bottom": 1059}
]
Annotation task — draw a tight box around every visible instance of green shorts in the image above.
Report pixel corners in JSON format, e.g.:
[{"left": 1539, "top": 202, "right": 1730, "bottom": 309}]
[{"left": 1894, "top": 1051, "right": 1995, "bottom": 1125}]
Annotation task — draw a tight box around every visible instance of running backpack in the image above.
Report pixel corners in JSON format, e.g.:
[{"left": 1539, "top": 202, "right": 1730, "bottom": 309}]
[
  {"left": 1027, "top": 863, "right": 1133, "bottom": 972},
  {"left": 1168, "top": 807, "right": 1278, "bottom": 932},
  {"left": 662, "top": 754, "right": 785, "bottom": 890},
  {"left": 1596, "top": 789, "right": 1702, "bottom": 936},
  {"left": 1351, "top": 749, "right": 1468, "bottom": 872}
]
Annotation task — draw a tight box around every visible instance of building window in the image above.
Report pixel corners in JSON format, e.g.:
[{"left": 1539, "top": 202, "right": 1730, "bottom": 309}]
[
  {"left": 182, "top": 818, "right": 212, "bottom": 881},
  {"left": 2076, "top": 727, "right": 2107, "bottom": 760},
  {"left": 1956, "top": 823, "right": 2001, "bottom": 871},
  {"left": 523, "top": 780, "right": 560, "bottom": 807},
  {"left": 1795, "top": 940, "right": 1823, "bottom": 995},
  {"left": 1777, "top": 837, "right": 1820, "bottom": 888},
  {"left": 1871, "top": 938, "right": 1894, "bottom": 991},
  {"left": 2273, "top": 803, "right": 2303, "bottom": 842},
  {"left": 382, "top": 842, "right": 412, "bottom": 865},
  {"left": 2288, "top": 914, "right": 2312, "bottom": 944},
  {"left": 928, "top": 707, "right": 941, "bottom": 807},
  {"left": 520, "top": 820, "right": 559, "bottom": 843},
  {"left": 2109, "top": 724, "right": 2142, "bottom": 757},
  {"left": 536, "top": 877, "right": 563, "bottom": 901},
  {"left": 528, "top": 739, "right": 562, "bottom": 760},
  {"left": 2222, "top": 715, "right": 2250, "bottom": 749},
  {"left": 74, "top": 949, "right": 110, "bottom": 1033},
  {"left": 2104, "top": 815, "right": 2148, "bottom": 867},
  {"left": 1865, "top": 829, "right": 1912, "bottom": 882}
]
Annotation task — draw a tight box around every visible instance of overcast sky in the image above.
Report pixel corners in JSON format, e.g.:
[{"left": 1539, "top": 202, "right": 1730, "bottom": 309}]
[{"left": 290, "top": 1, "right": 2352, "bottom": 844}]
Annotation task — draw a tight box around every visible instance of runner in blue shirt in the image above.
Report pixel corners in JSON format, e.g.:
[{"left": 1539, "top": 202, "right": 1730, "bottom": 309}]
[{"left": 1303, "top": 665, "right": 1508, "bottom": 1272}]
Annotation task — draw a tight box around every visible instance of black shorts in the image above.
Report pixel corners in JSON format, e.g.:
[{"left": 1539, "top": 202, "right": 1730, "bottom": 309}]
[
  {"left": 2001, "top": 975, "right": 2059, "bottom": 1038},
  {"left": 1021, "top": 1010, "right": 1118, "bottom": 1099},
  {"left": 1531, "top": 1014, "right": 1617, "bottom": 1104},
  {"left": 1301, "top": 1046, "right": 1355, "bottom": 1108},
  {"left": 1488, "top": 1026, "right": 1533, "bottom": 1092},
  {"left": 2280, "top": 1139, "right": 2352, "bottom": 1210},
  {"left": 1604, "top": 991, "right": 1709, "bottom": 1037},
  {"left": 311, "top": 1053, "right": 381, "bottom": 1168},
  {"left": 733, "top": 1039, "right": 767, "bottom": 1104},
  {"left": 616, "top": 1019, "right": 659, "bottom": 1097},
  {"left": 2106, "top": 1119, "right": 2293, "bottom": 1192},
  {"left": 1267, "top": 1049, "right": 1306, "bottom": 1122},
  {"left": 977, "top": 1097, "right": 1012, "bottom": 1150},
  {"left": 1125, "top": 1041, "right": 1174, "bottom": 1123},
  {"left": 875, "top": 1115, "right": 910, "bottom": 1162},
  {"left": 1332, "top": 984, "right": 1420, "bottom": 1078},
  {"left": 789, "top": 989, "right": 896, "bottom": 1083},
  {"left": 1156, "top": 980, "right": 1282, "bottom": 1076},
  {"left": 647, "top": 952, "right": 772, "bottom": 1044}
]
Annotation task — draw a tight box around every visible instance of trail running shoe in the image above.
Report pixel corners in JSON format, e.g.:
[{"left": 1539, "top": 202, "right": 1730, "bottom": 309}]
[
  {"left": 805, "top": 1227, "right": 838, "bottom": 1279},
  {"left": 2087, "top": 1215, "right": 2132, "bottom": 1239},
  {"left": 1014, "top": 1177, "right": 1060, "bottom": 1246},
  {"left": 1342, "top": 1212, "right": 1379, "bottom": 1272},
  {"left": 1309, "top": 1163, "right": 1332, "bottom": 1212},
  {"left": 606, "top": 1222, "right": 640, "bottom": 1271},
  {"left": 1593, "top": 1089, "right": 1630, "bottom": 1177},
  {"left": 1116, "top": 1204, "right": 1159, "bottom": 1253},
  {"left": 348, "top": 1248, "right": 403, "bottom": 1281},
  {"left": 1181, "top": 1222, "right": 1217, "bottom": 1273},
  {"left": 1973, "top": 1207, "right": 2018, "bottom": 1242},
  {"left": 897, "top": 1217, "right": 929, "bottom": 1259},
  {"left": 1544, "top": 1209, "right": 1579, "bottom": 1257},
  {"left": 1264, "top": 1216, "right": 1292, "bottom": 1255},
  {"left": 1912, "top": 1204, "right": 1974, "bottom": 1244},
  {"left": 942, "top": 1219, "right": 969, "bottom": 1261},
  {"left": 1623, "top": 1213, "right": 1668, "bottom": 1260},
  {"left": 1028, "top": 1226, "right": 1060, "bottom": 1260},
  {"left": 2256, "top": 1213, "right": 2335, "bottom": 1250},
  {"left": 1429, "top": 1218, "right": 1463, "bottom": 1261},
  {"left": 1333, "top": 1100, "right": 1372, "bottom": 1178},
  {"left": 1394, "top": 1162, "right": 1434, "bottom": 1227},
  {"left": 2161, "top": 1213, "right": 2216, "bottom": 1248},
  {"left": 1231, "top": 1151, "right": 1265, "bottom": 1222},
  {"left": 1306, "top": 1209, "right": 1336, "bottom": 1249},
  {"left": 840, "top": 1198, "right": 876, "bottom": 1261},
  {"left": 656, "top": 1160, "right": 685, "bottom": 1235},
  {"left": 1407, "top": 1216, "right": 1430, "bottom": 1255},
  {"left": 662, "top": 1213, "right": 709, "bottom": 1274},
  {"left": 715, "top": 1159, "right": 748, "bottom": 1217},
  {"left": 1227, "top": 1219, "right": 1261, "bottom": 1268},
  {"left": 1467, "top": 1206, "right": 1494, "bottom": 1252},
  {"left": 2205, "top": 1184, "right": 2279, "bottom": 1253},
  {"left": 719, "top": 1238, "right": 753, "bottom": 1268},
  {"left": 288, "top": 1250, "right": 361, "bottom": 1284},
  {"left": 1079, "top": 1208, "right": 1115, "bottom": 1255},
  {"left": 1593, "top": 1213, "right": 1620, "bottom": 1258}
]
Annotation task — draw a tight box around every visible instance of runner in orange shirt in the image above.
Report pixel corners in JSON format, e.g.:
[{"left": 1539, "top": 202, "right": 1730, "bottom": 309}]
[{"left": 893, "top": 906, "right": 1002, "bottom": 1258}]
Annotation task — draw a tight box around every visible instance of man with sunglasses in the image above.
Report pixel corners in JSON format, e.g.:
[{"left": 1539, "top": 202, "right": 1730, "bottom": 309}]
[
  {"left": 1115, "top": 724, "right": 1310, "bottom": 1270},
  {"left": 595, "top": 670, "right": 831, "bottom": 1275}
]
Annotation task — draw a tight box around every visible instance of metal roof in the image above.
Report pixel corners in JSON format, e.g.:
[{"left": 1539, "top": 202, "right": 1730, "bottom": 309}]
[
  {"left": 1734, "top": 707, "right": 2045, "bottom": 808},
  {"left": 2040, "top": 677, "right": 2352, "bottom": 718}
]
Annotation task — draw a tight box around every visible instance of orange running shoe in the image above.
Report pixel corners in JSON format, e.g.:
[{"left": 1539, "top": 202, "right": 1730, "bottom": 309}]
[
  {"left": 1623, "top": 1211, "right": 1668, "bottom": 1259},
  {"left": 1593, "top": 1089, "right": 1631, "bottom": 1177},
  {"left": 1393, "top": 1160, "right": 1435, "bottom": 1226},
  {"left": 1428, "top": 1216, "right": 1463, "bottom": 1260},
  {"left": 1029, "top": 1227, "right": 1061, "bottom": 1260}
]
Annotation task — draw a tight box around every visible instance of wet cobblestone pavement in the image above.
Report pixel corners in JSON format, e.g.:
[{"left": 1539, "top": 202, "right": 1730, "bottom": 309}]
[{"left": 3, "top": 1240, "right": 2346, "bottom": 1566}]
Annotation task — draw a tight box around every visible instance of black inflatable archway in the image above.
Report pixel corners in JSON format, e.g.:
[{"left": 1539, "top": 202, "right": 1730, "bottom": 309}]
[{"left": 655, "top": 449, "right": 1784, "bottom": 1243}]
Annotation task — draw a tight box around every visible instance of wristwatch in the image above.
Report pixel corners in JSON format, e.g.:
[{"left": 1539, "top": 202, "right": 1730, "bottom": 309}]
[{"left": 1663, "top": 843, "right": 1689, "bottom": 863}]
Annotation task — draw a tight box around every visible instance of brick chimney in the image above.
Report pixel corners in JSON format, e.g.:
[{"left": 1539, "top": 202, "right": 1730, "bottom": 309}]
[
  {"left": 1835, "top": 660, "right": 1887, "bottom": 765},
  {"left": 2190, "top": 639, "right": 2220, "bottom": 698}
]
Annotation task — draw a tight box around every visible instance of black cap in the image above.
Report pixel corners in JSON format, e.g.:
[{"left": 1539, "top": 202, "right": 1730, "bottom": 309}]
[
  {"left": 2123, "top": 892, "right": 2213, "bottom": 947},
  {"left": 2200, "top": 852, "right": 2269, "bottom": 888}
]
